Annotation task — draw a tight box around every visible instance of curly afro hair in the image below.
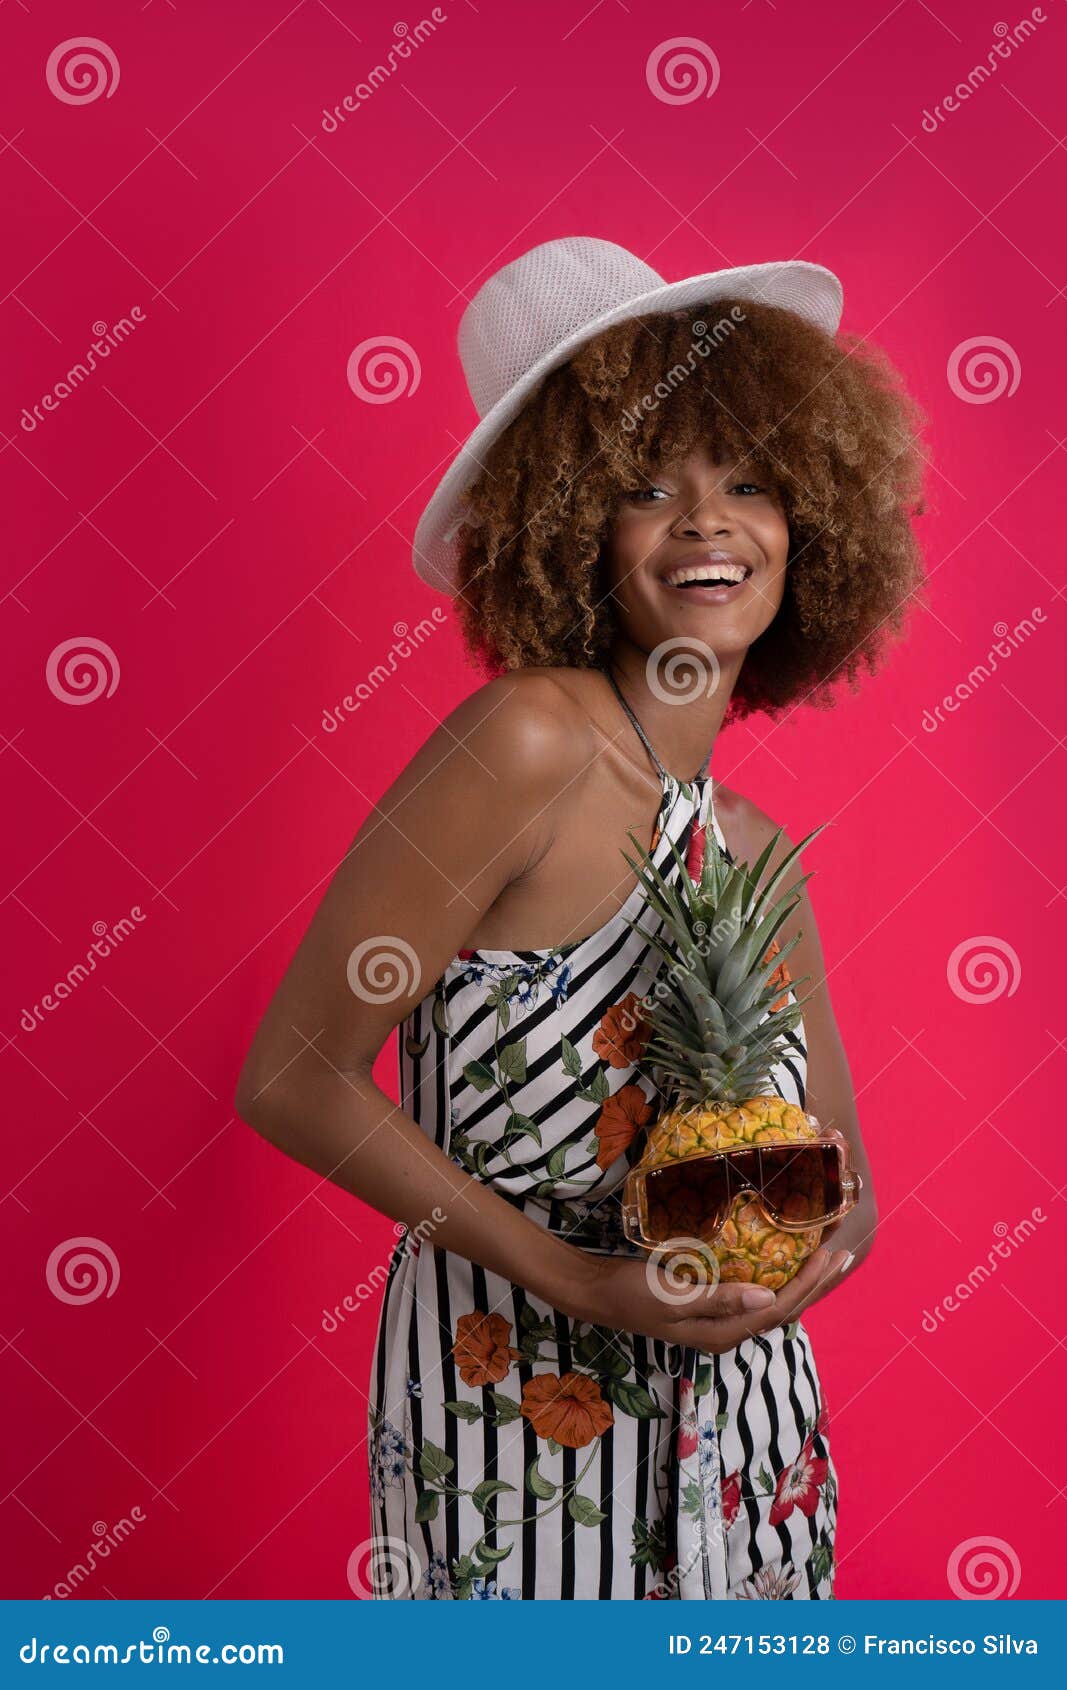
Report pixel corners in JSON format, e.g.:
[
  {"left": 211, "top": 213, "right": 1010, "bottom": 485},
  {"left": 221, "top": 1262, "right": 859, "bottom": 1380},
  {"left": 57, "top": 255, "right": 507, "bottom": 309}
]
[{"left": 450, "top": 297, "right": 930, "bottom": 721}]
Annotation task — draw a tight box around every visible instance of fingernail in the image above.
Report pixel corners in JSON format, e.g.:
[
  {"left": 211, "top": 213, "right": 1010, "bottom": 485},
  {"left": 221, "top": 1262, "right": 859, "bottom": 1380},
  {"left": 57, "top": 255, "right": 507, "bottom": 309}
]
[
  {"left": 742, "top": 1287, "right": 776, "bottom": 1308},
  {"left": 839, "top": 1251, "right": 855, "bottom": 1273}
]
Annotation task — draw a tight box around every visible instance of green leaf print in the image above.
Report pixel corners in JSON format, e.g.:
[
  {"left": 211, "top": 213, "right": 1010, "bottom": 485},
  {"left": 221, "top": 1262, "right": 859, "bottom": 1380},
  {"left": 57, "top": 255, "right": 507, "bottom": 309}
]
[
  {"left": 693, "top": 1363, "right": 713, "bottom": 1399},
  {"left": 811, "top": 1531, "right": 835, "bottom": 1589},
  {"left": 462, "top": 1059, "right": 495, "bottom": 1092},
  {"left": 756, "top": 1462, "right": 774, "bottom": 1493},
  {"left": 518, "top": 1304, "right": 556, "bottom": 1340},
  {"left": 567, "top": 1492, "right": 607, "bottom": 1527},
  {"left": 783, "top": 1318, "right": 800, "bottom": 1340},
  {"left": 414, "top": 1490, "right": 440, "bottom": 1523},
  {"left": 525, "top": 1457, "right": 557, "bottom": 1501},
  {"left": 471, "top": 1479, "right": 516, "bottom": 1515},
  {"left": 547, "top": 1436, "right": 562, "bottom": 1456},
  {"left": 472, "top": 1536, "right": 514, "bottom": 1564},
  {"left": 576, "top": 1066, "right": 610, "bottom": 1104},
  {"left": 443, "top": 1400, "right": 483, "bottom": 1423},
  {"left": 681, "top": 1479, "right": 703, "bottom": 1518},
  {"left": 572, "top": 1325, "right": 631, "bottom": 1380},
  {"left": 631, "top": 1517, "right": 667, "bottom": 1570},
  {"left": 560, "top": 1033, "right": 583, "bottom": 1078},
  {"left": 450, "top": 1553, "right": 475, "bottom": 1599},
  {"left": 488, "top": 1390, "right": 522, "bottom": 1425},
  {"left": 431, "top": 992, "right": 449, "bottom": 1036},
  {"left": 503, "top": 1112, "right": 542, "bottom": 1148},
  {"left": 604, "top": 1378, "right": 667, "bottom": 1419},
  {"left": 497, "top": 1039, "right": 528, "bottom": 1084},
  {"left": 418, "top": 1440, "right": 454, "bottom": 1481},
  {"left": 545, "top": 1143, "right": 570, "bottom": 1180},
  {"left": 404, "top": 1032, "right": 430, "bottom": 1058}
]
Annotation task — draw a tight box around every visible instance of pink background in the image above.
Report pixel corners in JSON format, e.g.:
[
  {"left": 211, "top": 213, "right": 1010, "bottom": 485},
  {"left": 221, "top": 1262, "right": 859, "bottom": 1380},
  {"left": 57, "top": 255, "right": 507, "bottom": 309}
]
[{"left": 2, "top": 0, "right": 1064, "bottom": 1601}]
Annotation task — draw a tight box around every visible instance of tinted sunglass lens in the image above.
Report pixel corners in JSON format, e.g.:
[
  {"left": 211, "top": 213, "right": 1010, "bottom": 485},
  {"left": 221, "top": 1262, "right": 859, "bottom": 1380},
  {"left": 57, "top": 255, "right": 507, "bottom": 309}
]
[
  {"left": 645, "top": 1159, "right": 730, "bottom": 1244},
  {"left": 756, "top": 1144, "right": 842, "bottom": 1224}
]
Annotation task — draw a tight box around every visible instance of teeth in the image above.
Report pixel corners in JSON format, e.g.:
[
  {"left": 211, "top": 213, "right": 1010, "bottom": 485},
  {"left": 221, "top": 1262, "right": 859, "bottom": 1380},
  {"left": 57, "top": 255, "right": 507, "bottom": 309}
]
[{"left": 665, "top": 562, "right": 747, "bottom": 587}]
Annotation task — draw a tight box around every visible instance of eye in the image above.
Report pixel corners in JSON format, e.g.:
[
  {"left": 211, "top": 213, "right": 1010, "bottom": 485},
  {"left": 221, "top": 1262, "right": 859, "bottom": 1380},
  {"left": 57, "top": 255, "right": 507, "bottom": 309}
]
[
  {"left": 729, "top": 481, "right": 767, "bottom": 496},
  {"left": 621, "top": 484, "right": 671, "bottom": 503}
]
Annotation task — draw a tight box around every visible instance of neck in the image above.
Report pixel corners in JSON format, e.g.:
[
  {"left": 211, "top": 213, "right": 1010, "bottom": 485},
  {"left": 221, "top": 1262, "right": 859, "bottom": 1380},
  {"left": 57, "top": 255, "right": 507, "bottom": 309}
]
[{"left": 606, "top": 640, "right": 739, "bottom": 781}]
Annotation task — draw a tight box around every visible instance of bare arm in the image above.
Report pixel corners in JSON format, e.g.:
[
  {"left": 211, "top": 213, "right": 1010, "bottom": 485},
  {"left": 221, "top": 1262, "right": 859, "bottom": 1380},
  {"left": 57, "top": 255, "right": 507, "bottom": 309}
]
[
  {"left": 234, "top": 673, "right": 613, "bottom": 1319},
  {"left": 728, "top": 796, "right": 879, "bottom": 1320}
]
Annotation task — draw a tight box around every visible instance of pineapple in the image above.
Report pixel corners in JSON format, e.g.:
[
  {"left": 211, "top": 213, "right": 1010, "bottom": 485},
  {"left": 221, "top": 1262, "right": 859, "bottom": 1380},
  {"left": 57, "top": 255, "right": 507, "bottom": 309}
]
[{"left": 620, "top": 815, "right": 835, "bottom": 1289}]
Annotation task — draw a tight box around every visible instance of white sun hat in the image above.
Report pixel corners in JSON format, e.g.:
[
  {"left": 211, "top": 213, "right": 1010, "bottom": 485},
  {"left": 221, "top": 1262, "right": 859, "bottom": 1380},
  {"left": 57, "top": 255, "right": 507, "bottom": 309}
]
[{"left": 411, "top": 235, "right": 843, "bottom": 595}]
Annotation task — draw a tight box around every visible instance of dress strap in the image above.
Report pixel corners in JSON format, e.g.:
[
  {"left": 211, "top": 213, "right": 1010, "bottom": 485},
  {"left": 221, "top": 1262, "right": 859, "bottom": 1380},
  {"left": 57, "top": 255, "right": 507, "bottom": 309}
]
[{"left": 604, "top": 667, "right": 712, "bottom": 783}]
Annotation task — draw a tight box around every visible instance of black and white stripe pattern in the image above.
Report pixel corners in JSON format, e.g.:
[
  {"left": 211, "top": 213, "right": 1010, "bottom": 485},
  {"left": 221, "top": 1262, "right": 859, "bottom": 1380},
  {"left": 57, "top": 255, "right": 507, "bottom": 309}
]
[{"left": 368, "top": 774, "right": 836, "bottom": 1600}]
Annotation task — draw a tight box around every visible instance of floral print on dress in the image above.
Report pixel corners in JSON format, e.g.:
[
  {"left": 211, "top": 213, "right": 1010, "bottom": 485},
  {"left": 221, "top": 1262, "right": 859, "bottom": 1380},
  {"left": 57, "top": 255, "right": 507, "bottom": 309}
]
[
  {"left": 452, "top": 1311, "right": 522, "bottom": 1387},
  {"left": 593, "top": 1082, "right": 656, "bottom": 1170},
  {"left": 450, "top": 981, "right": 661, "bottom": 1198},
  {"left": 770, "top": 1434, "right": 830, "bottom": 1525},
  {"left": 369, "top": 1417, "right": 409, "bottom": 1506},
  {"left": 520, "top": 1370, "right": 615, "bottom": 1448},
  {"left": 592, "top": 992, "right": 651, "bottom": 1068},
  {"left": 735, "top": 1560, "right": 804, "bottom": 1600},
  {"left": 373, "top": 771, "right": 837, "bottom": 1599}
]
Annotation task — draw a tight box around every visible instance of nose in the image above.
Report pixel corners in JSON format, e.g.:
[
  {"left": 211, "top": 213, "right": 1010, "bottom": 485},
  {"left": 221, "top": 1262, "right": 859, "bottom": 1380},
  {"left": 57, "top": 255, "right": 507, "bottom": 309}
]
[{"left": 670, "top": 484, "right": 735, "bottom": 541}]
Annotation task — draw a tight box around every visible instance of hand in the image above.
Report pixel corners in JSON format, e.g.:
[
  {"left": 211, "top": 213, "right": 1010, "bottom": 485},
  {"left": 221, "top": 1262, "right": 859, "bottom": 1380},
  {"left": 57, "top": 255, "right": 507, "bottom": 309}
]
[{"left": 574, "top": 1241, "right": 852, "bottom": 1355}]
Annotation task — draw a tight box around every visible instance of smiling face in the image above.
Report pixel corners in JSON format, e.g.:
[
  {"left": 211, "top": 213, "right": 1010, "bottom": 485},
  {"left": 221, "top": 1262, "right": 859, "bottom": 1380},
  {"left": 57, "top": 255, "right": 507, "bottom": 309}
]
[{"left": 601, "top": 441, "right": 792, "bottom": 665}]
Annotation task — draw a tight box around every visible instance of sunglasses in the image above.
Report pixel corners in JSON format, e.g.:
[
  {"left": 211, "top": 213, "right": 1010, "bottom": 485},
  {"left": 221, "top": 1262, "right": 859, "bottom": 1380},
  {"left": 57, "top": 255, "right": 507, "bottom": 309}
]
[{"left": 621, "top": 1134, "right": 861, "bottom": 1251}]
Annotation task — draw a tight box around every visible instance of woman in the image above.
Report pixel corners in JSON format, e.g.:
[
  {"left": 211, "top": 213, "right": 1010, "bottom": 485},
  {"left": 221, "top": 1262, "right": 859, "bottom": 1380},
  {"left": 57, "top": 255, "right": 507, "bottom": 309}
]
[{"left": 235, "top": 238, "right": 926, "bottom": 1600}]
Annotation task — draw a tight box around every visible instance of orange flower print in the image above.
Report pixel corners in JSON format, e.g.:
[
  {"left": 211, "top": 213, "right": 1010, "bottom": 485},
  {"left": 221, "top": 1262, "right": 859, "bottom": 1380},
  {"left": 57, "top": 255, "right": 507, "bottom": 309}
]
[
  {"left": 594, "top": 1083, "right": 655, "bottom": 1170},
  {"left": 762, "top": 937, "right": 792, "bottom": 1014},
  {"left": 451, "top": 1311, "right": 522, "bottom": 1388},
  {"left": 592, "top": 993, "right": 651, "bottom": 1069},
  {"left": 520, "top": 1371, "right": 614, "bottom": 1449}
]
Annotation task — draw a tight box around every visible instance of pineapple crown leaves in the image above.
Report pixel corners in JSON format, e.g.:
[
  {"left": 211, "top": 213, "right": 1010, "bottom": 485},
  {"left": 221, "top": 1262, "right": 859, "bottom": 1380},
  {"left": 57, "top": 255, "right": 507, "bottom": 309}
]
[{"left": 618, "top": 815, "right": 829, "bottom": 1104}]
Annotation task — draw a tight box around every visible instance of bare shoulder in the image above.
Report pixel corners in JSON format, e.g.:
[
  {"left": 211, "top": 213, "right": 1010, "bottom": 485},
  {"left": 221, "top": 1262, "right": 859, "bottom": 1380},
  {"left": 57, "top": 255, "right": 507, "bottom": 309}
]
[
  {"left": 438, "top": 666, "right": 599, "bottom": 787},
  {"left": 713, "top": 784, "right": 813, "bottom": 878}
]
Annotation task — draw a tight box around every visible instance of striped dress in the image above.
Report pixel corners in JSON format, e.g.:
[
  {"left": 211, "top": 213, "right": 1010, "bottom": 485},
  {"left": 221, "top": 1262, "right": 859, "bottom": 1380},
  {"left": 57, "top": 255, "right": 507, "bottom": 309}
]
[{"left": 367, "top": 681, "right": 838, "bottom": 1601}]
